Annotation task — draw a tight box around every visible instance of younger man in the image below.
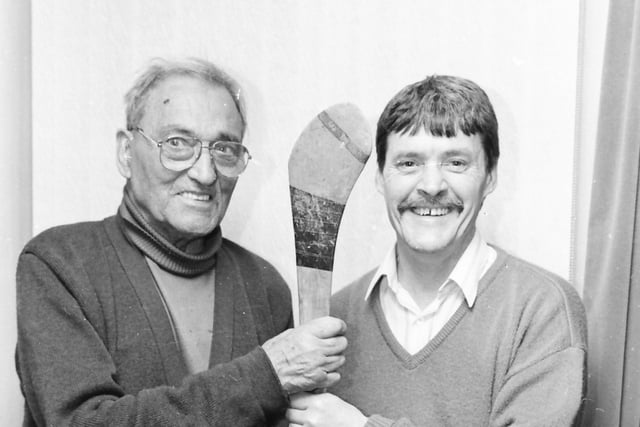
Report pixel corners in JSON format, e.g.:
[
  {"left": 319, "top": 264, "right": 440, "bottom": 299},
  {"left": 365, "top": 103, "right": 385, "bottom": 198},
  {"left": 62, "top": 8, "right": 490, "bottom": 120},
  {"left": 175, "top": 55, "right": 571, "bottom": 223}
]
[{"left": 286, "top": 75, "right": 587, "bottom": 426}]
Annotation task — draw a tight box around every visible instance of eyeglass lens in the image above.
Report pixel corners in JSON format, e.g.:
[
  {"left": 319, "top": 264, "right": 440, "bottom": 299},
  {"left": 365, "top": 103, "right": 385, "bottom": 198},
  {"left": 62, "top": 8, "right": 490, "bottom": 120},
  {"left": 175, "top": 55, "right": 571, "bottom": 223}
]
[{"left": 160, "top": 138, "right": 249, "bottom": 177}]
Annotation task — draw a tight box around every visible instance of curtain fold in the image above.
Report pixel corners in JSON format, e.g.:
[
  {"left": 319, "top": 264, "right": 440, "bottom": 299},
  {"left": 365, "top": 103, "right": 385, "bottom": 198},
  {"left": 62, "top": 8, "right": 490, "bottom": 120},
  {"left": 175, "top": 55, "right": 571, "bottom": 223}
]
[{"left": 582, "top": 0, "right": 640, "bottom": 425}]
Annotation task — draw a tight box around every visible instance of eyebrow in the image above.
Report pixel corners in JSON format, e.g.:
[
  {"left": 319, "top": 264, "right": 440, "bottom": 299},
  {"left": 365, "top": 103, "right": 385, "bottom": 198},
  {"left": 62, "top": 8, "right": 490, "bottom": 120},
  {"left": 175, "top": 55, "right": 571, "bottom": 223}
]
[
  {"left": 157, "top": 125, "right": 241, "bottom": 142},
  {"left": 441, "top": 149, "right": 473, "bottom": 157},
  {"left": 156, "top": 125, "right": 194, "bottom": 136},
  {"left": 388, "top": 148, "right": 476, "bottom": 164},
  {"left": 390, "top": 149, "right": 471, "bottom": 157},
  {"left": 216, "top": 131, "right": 242, "bottom": 142}
]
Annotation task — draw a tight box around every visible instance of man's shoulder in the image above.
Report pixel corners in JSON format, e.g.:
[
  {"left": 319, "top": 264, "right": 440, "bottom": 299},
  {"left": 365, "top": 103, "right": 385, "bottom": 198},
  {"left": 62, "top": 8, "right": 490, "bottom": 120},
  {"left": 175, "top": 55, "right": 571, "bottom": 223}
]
[
  {"left": 22, "top": 216, "right": 118, "bottom": 258},
  {"left": 487, "top": 247, "right": 587, "bottom": 346},
  {"left": 491, "top": 247, "right": 580, "bottom": 301},
  {"left": 17, "top": 217, "right": 122, "bottom": 299}
]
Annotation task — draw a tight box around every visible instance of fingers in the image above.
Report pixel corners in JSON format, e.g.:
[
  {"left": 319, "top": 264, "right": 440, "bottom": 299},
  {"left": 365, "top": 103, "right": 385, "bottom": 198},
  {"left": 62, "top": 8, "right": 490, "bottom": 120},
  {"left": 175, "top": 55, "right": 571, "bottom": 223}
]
[
  {"left": 322, "top": 354, "right": 345, "bottom": 372},
  {"left": 277, "top": 356, "right": 342, "bottom": 394},
  {"left": 303, "top": 363, "right": 341, "bottom": 388},
  {"left": 286, "top": 407, "right": 305, "bottom": 425},
  {"left": 287, "top": 392, "right": 368, "bottom": 427},
  {"left": 286, "top": 393, "right": 323, "bottom": 424},
  {"left": 322, "top": 371, "right": 341, "bottom": 389},
  {"left": 262, "top": 316, "right": 348, "bottom": 394},
  {"left": 319, "top": 336, "right": 347, "bottom": 356},
  {"left": 303, "top": 316, "right": 347, "bottom": 338},
  {"left": 289, "top": 392, "right": 312, "bottom": 409}
]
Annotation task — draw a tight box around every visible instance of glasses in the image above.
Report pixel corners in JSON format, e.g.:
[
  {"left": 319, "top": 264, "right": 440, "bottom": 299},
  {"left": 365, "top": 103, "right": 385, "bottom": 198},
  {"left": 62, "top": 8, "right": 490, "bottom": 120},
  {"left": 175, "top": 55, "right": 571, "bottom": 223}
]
[{"left": 133, "top": 128, "right": 251, "bottom": 177}]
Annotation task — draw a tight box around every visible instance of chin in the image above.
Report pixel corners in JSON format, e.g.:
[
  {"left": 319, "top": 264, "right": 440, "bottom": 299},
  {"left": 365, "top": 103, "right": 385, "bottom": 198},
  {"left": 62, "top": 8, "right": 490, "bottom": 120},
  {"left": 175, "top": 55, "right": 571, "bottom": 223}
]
[
  {"left": 410, "top": 244, "right": 451, "bottom": 255},
  {"left": 403, "top": 235, "right": 456, "bottom": 255},
  {"left": 169, "top": 217, "right": 218, "bottom": 238}
]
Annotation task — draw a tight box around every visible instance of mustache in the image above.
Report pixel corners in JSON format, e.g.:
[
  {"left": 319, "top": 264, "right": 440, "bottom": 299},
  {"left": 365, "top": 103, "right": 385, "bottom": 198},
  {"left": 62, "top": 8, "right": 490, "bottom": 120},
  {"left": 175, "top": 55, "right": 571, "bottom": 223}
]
[{"left": 399, "top": 195, "right": 463, "bottom": 211}]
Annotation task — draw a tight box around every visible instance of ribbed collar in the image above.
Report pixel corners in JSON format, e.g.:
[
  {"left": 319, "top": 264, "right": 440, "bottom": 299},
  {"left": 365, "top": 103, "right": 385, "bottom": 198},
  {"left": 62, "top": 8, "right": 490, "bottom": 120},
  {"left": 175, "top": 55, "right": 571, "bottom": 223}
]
[{"left": 118, "top": 188, "right": 221, "bottom": 277}]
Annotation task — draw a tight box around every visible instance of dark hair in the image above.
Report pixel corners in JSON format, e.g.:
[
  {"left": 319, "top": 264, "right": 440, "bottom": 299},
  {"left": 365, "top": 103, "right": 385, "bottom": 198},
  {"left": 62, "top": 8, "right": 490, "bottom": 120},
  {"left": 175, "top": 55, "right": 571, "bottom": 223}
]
[
  {"left": 124, "top": 58, "right": 246, "bottom": 136},
  {"left": 376, "top": 75, "right": 499, "bottom": 172}
]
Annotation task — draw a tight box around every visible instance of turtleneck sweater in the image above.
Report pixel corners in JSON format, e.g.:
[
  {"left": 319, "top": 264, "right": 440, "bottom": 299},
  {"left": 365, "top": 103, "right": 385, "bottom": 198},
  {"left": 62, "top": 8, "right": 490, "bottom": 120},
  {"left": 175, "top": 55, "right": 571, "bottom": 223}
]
[
  {"left": 119, "top": 188, "right": 220, "bottom": 373},
  {"left": 119, "top": 187, "right": 221, "bottom": 276}
]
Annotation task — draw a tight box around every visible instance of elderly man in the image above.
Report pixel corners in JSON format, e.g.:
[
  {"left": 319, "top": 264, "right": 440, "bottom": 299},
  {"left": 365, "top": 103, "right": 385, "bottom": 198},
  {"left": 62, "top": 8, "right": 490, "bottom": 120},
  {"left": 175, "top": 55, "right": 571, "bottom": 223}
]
[
  {"left": 286, "top": 75, "right": 587, "bottom": 426},
  {"left": 16, "top": 58, "right": 346, "bottom": 426}
]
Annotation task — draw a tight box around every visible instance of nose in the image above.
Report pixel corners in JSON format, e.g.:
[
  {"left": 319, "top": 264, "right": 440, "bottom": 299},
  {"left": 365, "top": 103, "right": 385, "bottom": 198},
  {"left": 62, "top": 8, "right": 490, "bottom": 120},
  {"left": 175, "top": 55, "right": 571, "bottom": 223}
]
[
  {"left": 416, "top": 163, "right": 448, "bottom": 196},
  {"left": 187, "top": 148, "right": 217, "bottom": 185}
]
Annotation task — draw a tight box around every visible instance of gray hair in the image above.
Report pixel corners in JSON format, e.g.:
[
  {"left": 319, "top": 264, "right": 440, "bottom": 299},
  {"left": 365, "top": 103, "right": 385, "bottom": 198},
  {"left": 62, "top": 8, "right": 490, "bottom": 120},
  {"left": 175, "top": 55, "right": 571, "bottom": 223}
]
[{"left": 124, "top": 58, "right": 246, "bottom": 136}]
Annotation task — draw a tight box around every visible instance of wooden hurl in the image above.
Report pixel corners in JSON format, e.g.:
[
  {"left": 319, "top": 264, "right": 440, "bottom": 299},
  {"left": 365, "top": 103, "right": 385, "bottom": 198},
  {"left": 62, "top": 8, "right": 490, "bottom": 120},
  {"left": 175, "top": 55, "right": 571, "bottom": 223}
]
[{"left": 288, "top": 103, "right": 372, "bottom": 324}]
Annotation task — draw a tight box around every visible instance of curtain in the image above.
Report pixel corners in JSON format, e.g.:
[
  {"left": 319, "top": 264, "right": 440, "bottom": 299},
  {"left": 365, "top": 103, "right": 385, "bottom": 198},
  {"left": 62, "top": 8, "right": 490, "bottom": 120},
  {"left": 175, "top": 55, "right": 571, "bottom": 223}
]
[{"left": 582, "top": 0, "right": 640, "bottom": 425}]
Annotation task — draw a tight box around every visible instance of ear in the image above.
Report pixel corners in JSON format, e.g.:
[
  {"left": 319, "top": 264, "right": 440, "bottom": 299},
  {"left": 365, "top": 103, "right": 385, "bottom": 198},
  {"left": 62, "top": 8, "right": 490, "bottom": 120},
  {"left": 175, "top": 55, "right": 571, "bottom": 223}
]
[
  {"left": 483, "top": 167, "right": 498, "bottom": 198},
  {"left": 375, "top": 168, "right": 385, "bottom": 195},
  {"left": 116, "top": 129, "right": 134, "bottom": 179}
]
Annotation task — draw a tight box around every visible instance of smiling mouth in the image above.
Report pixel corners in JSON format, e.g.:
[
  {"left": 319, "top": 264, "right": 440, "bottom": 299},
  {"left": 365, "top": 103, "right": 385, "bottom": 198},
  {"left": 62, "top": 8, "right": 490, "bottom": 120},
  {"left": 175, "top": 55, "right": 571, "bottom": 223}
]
[
  {"left": 179, "top": 191, "right": 212, "bottom": 202},
  {"left": 410, "top": 207, "right": 452, "bottom": 217}
]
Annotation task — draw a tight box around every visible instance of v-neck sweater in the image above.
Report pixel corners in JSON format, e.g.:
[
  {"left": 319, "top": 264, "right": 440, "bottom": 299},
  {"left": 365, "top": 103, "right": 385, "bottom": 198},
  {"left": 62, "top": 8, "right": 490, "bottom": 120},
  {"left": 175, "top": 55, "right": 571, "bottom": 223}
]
[
  {"left": 16, "top": 215, "right": 293, "bottom": 426},
  {"left": 330, "top": 248, "right": 587, "bottom": 426}
]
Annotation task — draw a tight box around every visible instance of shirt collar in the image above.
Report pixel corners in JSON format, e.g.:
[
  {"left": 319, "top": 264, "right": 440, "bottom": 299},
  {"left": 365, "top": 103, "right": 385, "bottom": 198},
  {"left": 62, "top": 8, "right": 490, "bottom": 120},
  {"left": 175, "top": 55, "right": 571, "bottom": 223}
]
[{"left": 364, "top": 232, "right": 495, "bottom": 308}]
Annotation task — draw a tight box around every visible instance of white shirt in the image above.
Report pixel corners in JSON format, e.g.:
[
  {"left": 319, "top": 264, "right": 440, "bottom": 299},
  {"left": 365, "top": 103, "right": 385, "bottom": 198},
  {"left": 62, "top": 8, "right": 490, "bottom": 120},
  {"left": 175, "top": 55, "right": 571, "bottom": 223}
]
[{"left": 364, "top": 232, "right": 496, "bottom": 355}]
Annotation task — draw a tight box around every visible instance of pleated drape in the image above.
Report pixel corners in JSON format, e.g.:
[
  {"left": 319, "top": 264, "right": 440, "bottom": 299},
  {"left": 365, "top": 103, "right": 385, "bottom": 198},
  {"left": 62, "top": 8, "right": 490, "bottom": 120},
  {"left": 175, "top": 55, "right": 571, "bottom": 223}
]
[{"left": 582, "top": 0, "right": 640, "bottom": 425}]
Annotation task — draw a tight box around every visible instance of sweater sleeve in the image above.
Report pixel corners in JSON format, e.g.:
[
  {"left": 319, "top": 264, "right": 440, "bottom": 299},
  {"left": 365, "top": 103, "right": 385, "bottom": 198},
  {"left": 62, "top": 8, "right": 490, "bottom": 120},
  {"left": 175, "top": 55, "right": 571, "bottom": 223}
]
[
  {"left": 490, "top": 347, "right": 585, "bottom": 426},
  {"left": 365, "top": 415, "right": 417, "bottom": 427},
  {"left": 489, "top": 276, "right": 587, "bottom": 426},
  {"left": 16, "top": 251, "right": 288, "bottom": 426}
]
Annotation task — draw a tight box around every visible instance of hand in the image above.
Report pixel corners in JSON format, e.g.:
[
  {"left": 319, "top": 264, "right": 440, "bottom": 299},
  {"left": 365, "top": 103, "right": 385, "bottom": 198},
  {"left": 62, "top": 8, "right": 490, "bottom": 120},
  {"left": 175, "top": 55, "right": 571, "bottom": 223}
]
[
  {"left": 262, "top": 316, "right": 347, "bottom": 394},
  {"left": 286, "top": 392, "right": 367, "bottom": 427}
]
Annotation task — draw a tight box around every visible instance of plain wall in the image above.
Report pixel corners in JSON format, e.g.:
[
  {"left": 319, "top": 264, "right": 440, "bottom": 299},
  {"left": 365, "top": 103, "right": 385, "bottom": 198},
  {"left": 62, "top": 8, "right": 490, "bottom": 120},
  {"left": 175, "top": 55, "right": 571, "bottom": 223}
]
[
  {"left": 2, "top": 0, "right": 609, "bottom": 423},
  {"left": 32, "top": 0, "right": 580, "bottom": 287}
]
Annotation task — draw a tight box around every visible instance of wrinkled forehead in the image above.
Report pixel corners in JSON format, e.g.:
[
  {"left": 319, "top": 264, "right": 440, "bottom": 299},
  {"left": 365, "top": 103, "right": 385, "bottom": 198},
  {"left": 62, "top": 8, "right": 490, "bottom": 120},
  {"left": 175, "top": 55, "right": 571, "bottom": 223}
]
[
  {"left": 140, "top": 75, "right": 244, "bottom": 135},
  {"left": 143, "top": 75, "right": 232, "bottom": 112}
]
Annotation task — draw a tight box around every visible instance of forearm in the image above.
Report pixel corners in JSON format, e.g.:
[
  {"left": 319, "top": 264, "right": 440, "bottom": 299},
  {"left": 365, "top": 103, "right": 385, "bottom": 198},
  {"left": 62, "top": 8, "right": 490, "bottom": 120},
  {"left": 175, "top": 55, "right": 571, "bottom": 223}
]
[
  {"left": 20, "top": 322, "right": 288, "bottom": 426},
  {"left": 64, "top": 348, "right": 286, "bottom": 426},
  {"left": 19, "top": 325, "right": 287, "bottom": 426}
]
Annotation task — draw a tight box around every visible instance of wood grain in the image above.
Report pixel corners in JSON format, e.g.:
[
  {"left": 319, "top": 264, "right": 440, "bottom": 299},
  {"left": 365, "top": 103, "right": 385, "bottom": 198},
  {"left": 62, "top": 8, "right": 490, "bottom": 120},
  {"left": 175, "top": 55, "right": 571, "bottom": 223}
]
[{"left": 289, "top": 103, "right": 372, "bottom": 324}]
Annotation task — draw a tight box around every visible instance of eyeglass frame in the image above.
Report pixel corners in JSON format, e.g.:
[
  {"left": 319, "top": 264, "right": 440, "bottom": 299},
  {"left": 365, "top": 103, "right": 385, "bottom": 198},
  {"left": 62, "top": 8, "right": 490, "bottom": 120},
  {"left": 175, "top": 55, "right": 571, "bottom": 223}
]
[{"left": 131, "top": 127, "right": 251, "bottom": 177}]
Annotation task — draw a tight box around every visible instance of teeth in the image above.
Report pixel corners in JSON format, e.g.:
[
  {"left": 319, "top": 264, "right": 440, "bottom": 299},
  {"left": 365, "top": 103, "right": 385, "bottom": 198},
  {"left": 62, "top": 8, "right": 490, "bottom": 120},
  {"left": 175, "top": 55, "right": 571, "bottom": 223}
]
[
  {"left": 412, "top": 207, "right": 449, "bottom": 216},
  {"left": 181, "top": 192, "right": 211, "bottom": 201}
]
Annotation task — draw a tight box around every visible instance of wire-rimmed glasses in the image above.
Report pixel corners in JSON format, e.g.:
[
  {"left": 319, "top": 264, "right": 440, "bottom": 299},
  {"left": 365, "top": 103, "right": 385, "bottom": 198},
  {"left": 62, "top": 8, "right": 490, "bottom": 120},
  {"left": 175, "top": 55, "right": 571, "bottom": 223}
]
[{"left": 133, "top": 127, "right": 251, "bottom": 177}]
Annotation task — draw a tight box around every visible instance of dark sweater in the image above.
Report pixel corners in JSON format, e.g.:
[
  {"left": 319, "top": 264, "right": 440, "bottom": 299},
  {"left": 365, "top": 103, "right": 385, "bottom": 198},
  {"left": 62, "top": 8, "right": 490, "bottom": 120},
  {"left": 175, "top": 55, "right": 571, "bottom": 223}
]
[
  {"left": 16, "top": 215, "right": 292, "bottom": 426},
  {"left": 331, "top": 248, "right": 587, "bottom": 427}
]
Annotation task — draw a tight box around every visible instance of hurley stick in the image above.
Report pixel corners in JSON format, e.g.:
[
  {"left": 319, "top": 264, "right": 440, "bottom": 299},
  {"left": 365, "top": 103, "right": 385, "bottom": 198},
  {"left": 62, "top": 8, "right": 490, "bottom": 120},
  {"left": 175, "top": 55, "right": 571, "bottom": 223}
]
[{"left": 288, "top": 103, "right": 372, "bottom": 324}]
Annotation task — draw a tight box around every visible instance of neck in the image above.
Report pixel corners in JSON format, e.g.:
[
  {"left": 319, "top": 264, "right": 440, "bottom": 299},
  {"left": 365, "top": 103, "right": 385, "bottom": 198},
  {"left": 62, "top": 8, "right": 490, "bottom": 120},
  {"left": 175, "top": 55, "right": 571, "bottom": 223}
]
[
  {"left": 154, "top": 223, "right": 207, "bottom": 254},
  {"left": 120, "top": 188, "right": 221, "bottom": 276},
  {"left": 395, "top": 231, "right": 475, "bottom": 308}
]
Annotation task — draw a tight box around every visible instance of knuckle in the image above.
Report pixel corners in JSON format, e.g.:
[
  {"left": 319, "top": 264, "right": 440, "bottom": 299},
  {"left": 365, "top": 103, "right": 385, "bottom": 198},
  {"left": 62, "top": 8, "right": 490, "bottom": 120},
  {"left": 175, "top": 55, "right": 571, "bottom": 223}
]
[
  {"left": 324, "top": 372, "right": 341, "bottom": 387},
  {"left": 332, "top": 355, "right": 346, "bottom": 368}
]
